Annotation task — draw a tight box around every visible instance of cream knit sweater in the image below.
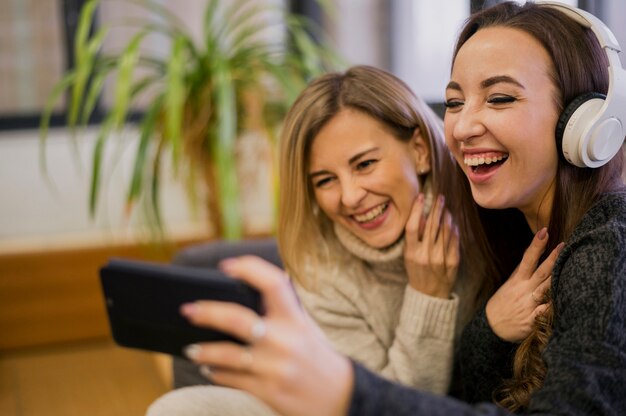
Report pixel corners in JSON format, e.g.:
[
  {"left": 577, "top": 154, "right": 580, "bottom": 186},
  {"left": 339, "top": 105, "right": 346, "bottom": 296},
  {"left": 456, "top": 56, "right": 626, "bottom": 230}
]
[
  {"left": 146, "top": 226, "right": 460, "bottom": 416},
  {"left": 295, "top": 223, "right": 459, "bottom": 393}
]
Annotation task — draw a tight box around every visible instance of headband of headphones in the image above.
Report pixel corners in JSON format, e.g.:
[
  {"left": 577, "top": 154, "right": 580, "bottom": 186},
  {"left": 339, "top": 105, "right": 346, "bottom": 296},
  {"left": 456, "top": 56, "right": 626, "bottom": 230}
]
[{"left": 540, "top": 1, "right": 626, "bottom": 168}]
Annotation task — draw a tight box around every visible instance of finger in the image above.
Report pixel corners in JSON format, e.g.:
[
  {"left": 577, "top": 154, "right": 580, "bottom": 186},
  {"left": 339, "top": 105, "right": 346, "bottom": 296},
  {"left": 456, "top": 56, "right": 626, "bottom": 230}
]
[
  {"left": 184, "top": 341, "right": 242, "bottom": 367},
  {"left": 184, "top": 341, "right": 264, "bottom": 374},
  {"left": 405, "top": 194, "right": 425, "bottom": 251},
  {"left": 516, "top": 228, "right": 549, "bottom": 279},
  {"left": 446, "top": 220, "right": 460, "bottom": 266},
  {"left": 532, "top": 275, "right": 552, "bottom": 303},
  {"left": 530, "top": 242, "right": 565, "bottom": 283},
  {"left": 181, "top": 301, "right": 261, "bottom": 343},
  {"left": 424, "top": 194, "right": 445, "bottom": 244},
  {"left": 209, "top": 367, "right": 256, "bottom": 390},
  {"left": 430, "top": 208, "right": 451, "bottom": 264},
  {"left": 532, "top": 303, "right": 550, "bottom": 320},
  {"left": 439, "top": 210, "right": 453, "bottom": 253},
  {"left": 219, "top": 256, "right": 301, "bottom": 316}
]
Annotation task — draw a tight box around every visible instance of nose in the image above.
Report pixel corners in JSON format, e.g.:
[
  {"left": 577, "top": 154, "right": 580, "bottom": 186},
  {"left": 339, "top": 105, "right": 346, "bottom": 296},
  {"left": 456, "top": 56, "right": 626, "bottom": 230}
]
[
  {"left": 340, "top": 178, "right": 367, "bottom": 208},
  {"left": 448, "top": 105, "right": 486, "bottom": 144}
]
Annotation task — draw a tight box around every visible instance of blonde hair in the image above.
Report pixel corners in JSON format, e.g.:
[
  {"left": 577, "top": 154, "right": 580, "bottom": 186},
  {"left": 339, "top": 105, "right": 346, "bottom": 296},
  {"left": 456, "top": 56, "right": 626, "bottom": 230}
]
[{"left": 277, "top": 65, "right": 453, "bottom": 289}]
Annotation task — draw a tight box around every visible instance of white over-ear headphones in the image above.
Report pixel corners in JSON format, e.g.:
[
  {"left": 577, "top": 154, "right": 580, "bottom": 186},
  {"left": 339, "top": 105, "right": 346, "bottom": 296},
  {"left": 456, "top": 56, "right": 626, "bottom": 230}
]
[{"left": 541, "top": 1, "right": 626, "bottom": 168}]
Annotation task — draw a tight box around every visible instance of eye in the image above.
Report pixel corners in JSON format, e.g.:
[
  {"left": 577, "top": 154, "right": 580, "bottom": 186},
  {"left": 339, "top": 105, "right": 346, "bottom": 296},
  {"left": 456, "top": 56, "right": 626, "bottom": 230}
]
[
  {"left": 444, "top": 99, "right": 464, "bottom": 112},
  {"left": 314, "top": 176, "right": 334, "bottom": 188},
  {"left": 356, "top": 159, "right": 377, "bottom": 171},
  {"left": 487, "top": 95, "right": 516, "bottom": 105}
]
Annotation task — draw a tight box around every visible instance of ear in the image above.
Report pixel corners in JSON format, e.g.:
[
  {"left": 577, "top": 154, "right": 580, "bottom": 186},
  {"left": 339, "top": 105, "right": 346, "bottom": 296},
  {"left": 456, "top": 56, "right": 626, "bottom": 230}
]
[{"left": 411, "top": 128, "right": 431, "bottom": 175}]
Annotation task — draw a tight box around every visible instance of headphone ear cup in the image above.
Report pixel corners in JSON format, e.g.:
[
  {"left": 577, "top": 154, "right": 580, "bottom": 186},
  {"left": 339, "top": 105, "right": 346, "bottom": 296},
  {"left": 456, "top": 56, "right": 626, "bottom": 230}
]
[{"left": 557, "top": 92, "right": 607, "bottom": 167}]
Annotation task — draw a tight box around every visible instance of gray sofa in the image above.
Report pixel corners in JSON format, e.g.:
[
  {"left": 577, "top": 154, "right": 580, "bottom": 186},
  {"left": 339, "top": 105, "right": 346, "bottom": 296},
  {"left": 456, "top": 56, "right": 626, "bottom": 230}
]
[{"left": 171, "top": 238, "right": 282, "bottom": 388}]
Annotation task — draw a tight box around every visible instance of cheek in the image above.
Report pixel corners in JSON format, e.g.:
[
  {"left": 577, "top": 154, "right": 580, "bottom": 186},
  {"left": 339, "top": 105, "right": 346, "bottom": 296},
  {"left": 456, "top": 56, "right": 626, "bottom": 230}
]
[
  {"left": 395, "top": 166, "right": 421, "bottom": 207},
  {"left": 521, "top": 118, "right": 559, "bottom": 163},
  {"left": 313, "top": 189, "right": 339, "bottom": 219},
  {"left": 443, "top": 114, "right": 456, "bottom": 142}
]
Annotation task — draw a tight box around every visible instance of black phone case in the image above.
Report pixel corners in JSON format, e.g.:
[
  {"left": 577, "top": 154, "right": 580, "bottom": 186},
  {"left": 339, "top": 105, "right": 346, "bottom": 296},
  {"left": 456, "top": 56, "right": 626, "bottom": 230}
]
[{"left": 99, "top": 258, "right": 262, "bottom": 357}]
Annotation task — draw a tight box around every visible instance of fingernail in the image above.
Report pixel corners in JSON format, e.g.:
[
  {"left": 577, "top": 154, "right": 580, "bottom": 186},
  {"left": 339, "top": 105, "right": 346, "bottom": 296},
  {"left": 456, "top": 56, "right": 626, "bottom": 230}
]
[
  {"left": 218, "top": 258, "right": 236, "bottom": 272},
  {"left": 199, "top": 365, "right": 213, "bottom": 380},
  {"left": 438, "top": 195, "right": 445, "bottom": 205},
  {"left": 556, "top": 242, "right": 565, "bottom": 254},
  {"left": 184, "top": 344, "right": 202, "bottom": 360},
  {"left": 537, "top": 227, "right": 547, "bottom": 240},
  {"left": 180, "top": 302, "right": 197, "bottom": 317},
  {"left": 417, "top": 193, "right": 424, "bottom": 203}
]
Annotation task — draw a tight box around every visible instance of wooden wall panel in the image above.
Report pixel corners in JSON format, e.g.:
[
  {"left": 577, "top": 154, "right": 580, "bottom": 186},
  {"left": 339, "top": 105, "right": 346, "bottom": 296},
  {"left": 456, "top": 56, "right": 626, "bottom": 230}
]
[{"left": 0, "top": 236, "right": 209, "bottom": 351}]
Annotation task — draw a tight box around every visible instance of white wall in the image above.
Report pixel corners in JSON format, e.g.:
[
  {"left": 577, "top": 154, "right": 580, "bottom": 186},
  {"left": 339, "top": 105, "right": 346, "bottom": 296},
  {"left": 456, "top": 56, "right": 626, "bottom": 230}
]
[
  {"left": 392, "top": 0, "right": 469, "bottom": 103},
  {"left": 605, "top": 0, "right": 626, "bottom": 66},
  {"left": 0, "top": 126, "right": 207, "bottom": 246},
  {"left": 0, "top": 0, "right": 282, "bottom": 247},
  {"left": 327, "top": 0, "right": 389, "bottom": 69}
]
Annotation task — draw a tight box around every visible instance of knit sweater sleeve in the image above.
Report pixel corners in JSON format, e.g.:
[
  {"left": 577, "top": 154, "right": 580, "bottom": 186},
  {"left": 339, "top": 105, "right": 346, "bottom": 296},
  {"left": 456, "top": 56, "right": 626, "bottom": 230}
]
[
  {"left": 454, "top": 306, "right": 517, "bottom": 402},
  {"left": 295, "top": 277, "right": 458, "bottom": 395},
  {"left": 385, "top": 287, "right": 459, "bottom": 393},
  {"left": 349, "top": 361, "right": 511, "bottom": 416}
]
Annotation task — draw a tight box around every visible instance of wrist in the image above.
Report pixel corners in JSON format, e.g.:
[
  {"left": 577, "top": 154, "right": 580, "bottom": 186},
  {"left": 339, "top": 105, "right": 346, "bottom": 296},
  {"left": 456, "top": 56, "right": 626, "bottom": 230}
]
[
  {"left": 485, "top": 298, "right": 497, "bottom": 332},
  {"left": 408, "top": 281, "right": 452, "bottom": 299},
  {"left": 330, "top": 356, "right": 354, "bottom": 416}
]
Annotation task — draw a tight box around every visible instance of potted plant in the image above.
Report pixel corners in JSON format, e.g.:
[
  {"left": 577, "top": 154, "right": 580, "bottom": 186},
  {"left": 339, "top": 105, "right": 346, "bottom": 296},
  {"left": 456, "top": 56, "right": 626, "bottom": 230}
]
[{"left": 40, "top": 0, "right": 339, "bottom": 239}]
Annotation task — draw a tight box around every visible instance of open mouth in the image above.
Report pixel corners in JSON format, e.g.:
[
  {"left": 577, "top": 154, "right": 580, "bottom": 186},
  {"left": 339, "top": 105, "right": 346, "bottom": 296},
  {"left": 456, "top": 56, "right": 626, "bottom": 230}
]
[
  {"left": 353, "top": 202, "right": 389, "bottom": 223},
  {"left": 464, "top": 153, "right": 509, "bottom": 174}
]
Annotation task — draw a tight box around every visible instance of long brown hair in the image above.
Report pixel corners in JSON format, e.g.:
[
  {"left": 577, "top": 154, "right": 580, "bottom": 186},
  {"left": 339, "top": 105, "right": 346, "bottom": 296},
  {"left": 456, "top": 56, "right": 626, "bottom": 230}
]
[{"left": 450, "top": 1, "right": 624, "bottom": 411}]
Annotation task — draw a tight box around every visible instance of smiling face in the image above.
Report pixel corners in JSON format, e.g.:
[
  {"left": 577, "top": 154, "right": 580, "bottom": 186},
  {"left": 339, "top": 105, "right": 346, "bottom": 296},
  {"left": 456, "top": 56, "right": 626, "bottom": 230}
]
[
  {"left": 309, "top": 108, "right": 429, "bottom": 249},
  {"left": 444, "top": 27, "right": 560, "bottom": 229}
]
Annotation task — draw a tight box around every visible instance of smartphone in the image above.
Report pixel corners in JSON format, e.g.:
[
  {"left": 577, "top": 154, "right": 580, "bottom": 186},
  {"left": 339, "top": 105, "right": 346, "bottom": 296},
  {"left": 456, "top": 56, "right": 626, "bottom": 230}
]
[{"left": 99, "top": 258, "right": 263, "bottom": 357}]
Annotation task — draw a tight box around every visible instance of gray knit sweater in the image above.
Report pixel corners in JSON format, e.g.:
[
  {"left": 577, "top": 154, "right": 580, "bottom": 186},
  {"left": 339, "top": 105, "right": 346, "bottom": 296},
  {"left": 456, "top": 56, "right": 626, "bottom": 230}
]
[{"left": 348, "top": 190, "right": 626, "bottom": 416}]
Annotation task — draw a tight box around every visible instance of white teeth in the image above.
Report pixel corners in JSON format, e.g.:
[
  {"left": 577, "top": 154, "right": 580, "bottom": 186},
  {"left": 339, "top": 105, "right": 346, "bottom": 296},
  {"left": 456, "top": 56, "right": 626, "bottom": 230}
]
[
  {"left": 354, "top": 203, "right": 388, "bottom": 223},
  {"left": 464, "top": 154, "right": 508, "bottom": 167}
]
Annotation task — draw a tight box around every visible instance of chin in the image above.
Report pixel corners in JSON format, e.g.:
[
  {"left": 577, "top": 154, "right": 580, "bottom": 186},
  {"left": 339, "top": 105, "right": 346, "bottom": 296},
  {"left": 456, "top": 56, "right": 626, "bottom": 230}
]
[
  {"left": 473, "top": 194, "right": 514, "bottom": 210},
  {"left": 365, "top": 231, "right": 404, "bottom": 249},
  {"left": 471, "top": 188, "right": 505, "bottom": 210},
  {"left": 474, "top": 200, "right": 501, "bottom": 210}
]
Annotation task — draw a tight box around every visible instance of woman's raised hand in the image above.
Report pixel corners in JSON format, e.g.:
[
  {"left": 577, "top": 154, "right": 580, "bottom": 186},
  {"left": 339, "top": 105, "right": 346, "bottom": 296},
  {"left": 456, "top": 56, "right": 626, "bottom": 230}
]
[
  {"left": 404, "top": 193, "right": 460, "bottom": 298},
  {"left": 180, "top": 256, "right": 353, "bottom": 416},
  {"left": 485, "top": 228, "right": 564, "bottom": 342}
]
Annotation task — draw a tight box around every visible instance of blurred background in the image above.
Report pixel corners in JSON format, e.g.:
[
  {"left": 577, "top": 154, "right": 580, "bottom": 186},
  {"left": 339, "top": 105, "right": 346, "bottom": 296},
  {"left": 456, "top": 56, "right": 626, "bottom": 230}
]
[{"left": 0, "top": 0, "right": 623, "bottom": 414}]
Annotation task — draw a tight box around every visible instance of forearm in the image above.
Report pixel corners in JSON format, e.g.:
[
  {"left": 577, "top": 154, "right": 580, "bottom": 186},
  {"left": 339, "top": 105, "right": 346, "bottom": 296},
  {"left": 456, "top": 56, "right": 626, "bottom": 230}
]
[
  {"left": 349, "top": 362, "right": 511, "bottom": 416},
  {"left": 456, "top": 307, "right": 517, "bottom": 402}
]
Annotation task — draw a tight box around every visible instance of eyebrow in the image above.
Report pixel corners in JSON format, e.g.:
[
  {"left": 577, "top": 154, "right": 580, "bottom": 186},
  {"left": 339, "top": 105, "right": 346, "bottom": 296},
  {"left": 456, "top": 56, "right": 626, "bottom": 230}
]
[
  {"left": 309, "top": 147, "right": 379, "bottom": 178},
  {"left": 481, "top": 75, "right": 525, "bottom": 89},
  {"left": 446, "top": 75, "right": 525, "bottom": 91}
]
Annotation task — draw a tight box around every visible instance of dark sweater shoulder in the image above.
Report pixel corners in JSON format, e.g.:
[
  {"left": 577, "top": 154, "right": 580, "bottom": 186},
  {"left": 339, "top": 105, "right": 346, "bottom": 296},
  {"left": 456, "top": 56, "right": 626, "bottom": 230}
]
[
  {"left": 548, "top": 189, "right": 626, "bottom": 348},
  {"left": 567, "top": 190, "right": 626, "bottom": 240},
  {"left": 530, "top": 190, "right": 626, "bottom": 414},
  {"left": 552, "top": 190, "right": 626, "bottom": 313}
]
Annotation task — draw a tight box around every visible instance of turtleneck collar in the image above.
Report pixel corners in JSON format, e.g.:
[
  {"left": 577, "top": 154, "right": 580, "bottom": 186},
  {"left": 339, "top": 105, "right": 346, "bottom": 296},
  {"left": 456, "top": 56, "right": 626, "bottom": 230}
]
[{"left": 333, "top": 223, "right": 405, "bottom": 273}]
